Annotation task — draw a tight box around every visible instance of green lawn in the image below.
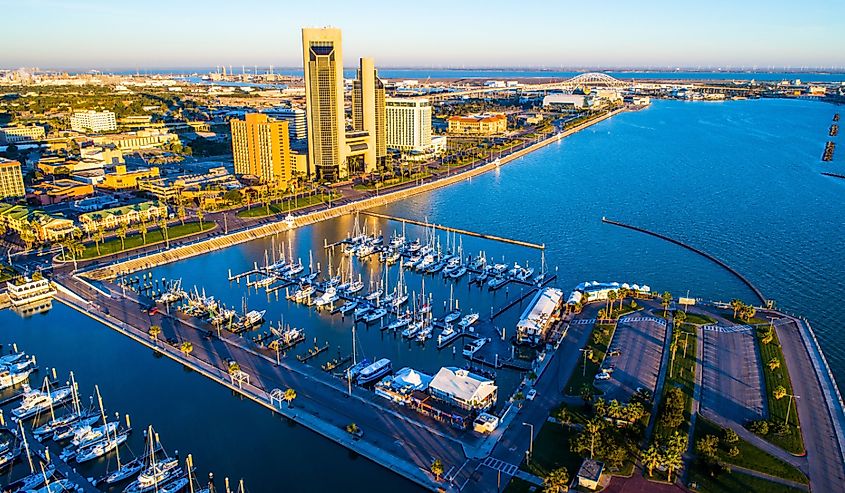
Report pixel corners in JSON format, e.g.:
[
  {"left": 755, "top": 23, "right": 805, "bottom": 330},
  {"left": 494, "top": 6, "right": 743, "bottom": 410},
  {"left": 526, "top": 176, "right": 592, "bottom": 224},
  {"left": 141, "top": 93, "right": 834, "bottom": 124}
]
[
  {"left": 754, "top": 326, "right": 805, "bottom": 455},
  {"left": 236, "top": 193, "right": 338, "bottom": 218},
  {"left": 688, "top": 468, "right": 804, "bottom": 493},
  {"left": 79, "top": 221, "right": 215, "bottom": 259},
  {"left": 683, "top": 313, "right": 717, "bottom": 326},
  {"left": 655, "top": 329, "right": 698, "bottom": 438},
  {"left": 565, "top": 322, "right": 616, "bottom": 395},
  {"left": 520, "top": 422, "right": 583, "bottom": 479},
  {"left": 352, "top": 173, "right": 431, "bottom": 191},
  {"left": 503, "top": 477, "right": 536, "bottom": 493},
  {"left": 694, "top": 417, "right": 807, "bottom": 484}
]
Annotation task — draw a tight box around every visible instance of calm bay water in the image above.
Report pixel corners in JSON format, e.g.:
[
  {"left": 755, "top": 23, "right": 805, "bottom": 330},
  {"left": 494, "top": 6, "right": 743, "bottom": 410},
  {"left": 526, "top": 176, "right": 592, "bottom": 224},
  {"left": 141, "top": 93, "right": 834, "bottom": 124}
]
[{"left": 3, "top": 98, "right": 844, "bottom": 491}]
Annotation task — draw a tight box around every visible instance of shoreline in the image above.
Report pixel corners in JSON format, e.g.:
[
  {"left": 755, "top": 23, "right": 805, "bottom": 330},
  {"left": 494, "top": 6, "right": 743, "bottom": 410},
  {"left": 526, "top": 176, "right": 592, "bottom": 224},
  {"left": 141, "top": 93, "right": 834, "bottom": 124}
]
[{"left": 82, "top": 108, "right": 624, "bottom": 280}]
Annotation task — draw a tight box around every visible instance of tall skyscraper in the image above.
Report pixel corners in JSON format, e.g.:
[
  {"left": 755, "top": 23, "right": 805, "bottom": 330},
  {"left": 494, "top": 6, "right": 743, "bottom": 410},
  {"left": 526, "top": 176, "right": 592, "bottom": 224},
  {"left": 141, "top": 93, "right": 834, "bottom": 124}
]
[
  {"left": 385, "top": 98, "right": 432, "bottom": 152},
  {"left": 230, "top": 113, "right": 291, "bottom": 185},
  {"left": 302, "top": 27, "right": 346, "bottom": 180},
  {"left": 352, "top": 57, "right": 386, "bottom": 172}
]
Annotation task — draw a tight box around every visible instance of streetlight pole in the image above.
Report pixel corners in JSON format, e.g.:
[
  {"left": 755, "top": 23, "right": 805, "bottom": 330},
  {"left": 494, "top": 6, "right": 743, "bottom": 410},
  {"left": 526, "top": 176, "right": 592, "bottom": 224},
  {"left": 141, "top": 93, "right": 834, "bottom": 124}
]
[
  {"left": 579, "top": 348, "right": 590, "bottom": 377},
  {"left": 522, "top": 422, "right": 534, "bottom": 464},
  {"left": 785, "top": 394, "right": 800, "bottom": 425}
]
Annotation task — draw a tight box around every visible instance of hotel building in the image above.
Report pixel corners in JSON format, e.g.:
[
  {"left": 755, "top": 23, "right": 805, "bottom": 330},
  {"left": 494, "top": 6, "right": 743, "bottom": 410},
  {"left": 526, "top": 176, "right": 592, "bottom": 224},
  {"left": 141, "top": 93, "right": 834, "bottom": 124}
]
[
  {"left": 385, "top": 98, "right": 432, "bottom": 152},
  {"left": 70, "top": 110, "right": 117, "bottom": 133},
  {"left": 0, "top": 158, "right": 25, "bottom": 199},
  {"left": 230, "top": 113, "right": 292, "bottom": 185}
]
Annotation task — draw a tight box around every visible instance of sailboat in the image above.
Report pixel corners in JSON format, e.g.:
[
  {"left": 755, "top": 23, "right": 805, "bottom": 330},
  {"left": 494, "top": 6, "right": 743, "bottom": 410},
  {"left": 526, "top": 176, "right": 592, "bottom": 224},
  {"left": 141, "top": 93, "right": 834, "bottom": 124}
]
[
  {"left": 124, "top": 427, "right": 182, "bottom": 493},
  {"left": 74, "top": 386, "right": 130, "bottom": 463},
  {"left": 33, "top": 372, "right": 96, "bottom": 438}
]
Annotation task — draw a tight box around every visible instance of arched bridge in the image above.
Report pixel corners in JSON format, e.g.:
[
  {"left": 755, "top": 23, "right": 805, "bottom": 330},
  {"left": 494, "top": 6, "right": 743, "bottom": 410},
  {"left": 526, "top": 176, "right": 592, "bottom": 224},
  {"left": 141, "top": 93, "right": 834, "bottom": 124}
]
[{"left": 420, "top": 72, "right": 631, "bottom": 101}]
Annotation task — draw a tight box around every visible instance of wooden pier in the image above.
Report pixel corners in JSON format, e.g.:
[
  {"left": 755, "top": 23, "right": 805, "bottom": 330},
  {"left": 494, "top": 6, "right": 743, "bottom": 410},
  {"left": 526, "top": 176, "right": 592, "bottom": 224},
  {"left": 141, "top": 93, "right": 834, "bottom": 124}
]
[
  {"left": 297, "top": 343, "right": 330, "bottom": 362},
  {"left": 359, "top": 211, "right": 545, "bottom": 250}
]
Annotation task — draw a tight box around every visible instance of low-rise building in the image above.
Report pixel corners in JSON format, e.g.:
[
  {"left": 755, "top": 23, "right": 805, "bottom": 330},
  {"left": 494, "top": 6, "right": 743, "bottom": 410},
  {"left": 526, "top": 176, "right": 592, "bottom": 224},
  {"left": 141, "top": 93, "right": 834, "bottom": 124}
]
[
  {"left": 98, "top": 165, "right": 160, "bottom": 190},
  {"left": 543, "top": 93, "right": 590, "bottom": 110},
  {"left": 0, "top": 158, "right": 25, "bottom": 200},
  {"left": 567, "top": 281, "right": 652, "bottom": 308},
  {"left": 78, "top": 200, "right": 167, "bottom": 233},
  {"left": 447, "top": 113, "right": 507, "bottom": 135},
  {"left": 27, "top": 179, "right": 95, "bottom": 205},
  {"left": 6, "top": 276, "right": 56, "bottom": 307},
  {"left": 428, "top": 367, "right": 497, "bottom": 411},
  {"left": 70, "top": 110, "right": 117, "bottom": 133},
  {"left": 0, "top": 202, "right": 75, "bottom": 242},
  {"left": 138, "top": 167, "right": 241, "bottom": 202},
  {"left": 71, "top": 195, "right": 119, "bottom": 213},
  {"left": 576, "top": 459, "right": 604, "bottom": 490},
  {"left": 0, "top": 125, "right": 46, "bottom": 144},
  {"left": 37, "top": 156, "right": 104, "bottom": 176},
  {"left": 90, "top": 128, "right": 179, "bottom": 151},
  {"left": 516, "top": 287, "right": 564, "bottom": 345}
]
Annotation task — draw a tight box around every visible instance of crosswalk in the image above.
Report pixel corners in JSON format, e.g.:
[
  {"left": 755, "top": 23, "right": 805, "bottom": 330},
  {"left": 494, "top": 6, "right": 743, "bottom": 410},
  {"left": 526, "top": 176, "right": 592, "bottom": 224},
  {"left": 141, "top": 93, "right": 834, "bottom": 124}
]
[
  {"left": 620, "top": 316, "right": 667, "bottom": 326},
  {"left": 482, "top": 457, "right": 519, "bottom": 476},
  {"left": 702, "top": 324, "right": 754, "bottom": 334},
  {"left": 570, "top": 318, "right": 596, "bottom": 325}
]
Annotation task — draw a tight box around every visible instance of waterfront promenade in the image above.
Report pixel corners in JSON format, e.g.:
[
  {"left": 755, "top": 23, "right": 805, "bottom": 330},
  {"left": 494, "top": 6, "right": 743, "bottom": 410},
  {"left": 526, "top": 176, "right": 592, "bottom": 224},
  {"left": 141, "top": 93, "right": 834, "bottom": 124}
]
[{"left": 79, "top": 109, "right": 623, "bottom": 281}]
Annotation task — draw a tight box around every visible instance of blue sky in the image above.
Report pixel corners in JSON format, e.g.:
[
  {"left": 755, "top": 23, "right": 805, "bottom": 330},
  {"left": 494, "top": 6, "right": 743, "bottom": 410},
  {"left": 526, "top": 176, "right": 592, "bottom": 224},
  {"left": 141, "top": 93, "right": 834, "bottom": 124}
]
[{"left": 2, "top": 0, "right": 843, "bottom": 69}]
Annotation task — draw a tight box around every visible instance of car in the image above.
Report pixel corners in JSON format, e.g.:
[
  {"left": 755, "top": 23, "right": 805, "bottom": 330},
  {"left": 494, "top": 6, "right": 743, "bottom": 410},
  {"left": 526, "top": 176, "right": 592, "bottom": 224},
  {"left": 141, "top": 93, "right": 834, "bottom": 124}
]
[
  {"left": 595, "top": 371, "right": 611, "bottom": 381},
  {"left": 148, "top": 307, "right": 160, "bottom": 315},
  {"left": 526, "top": 389, "right": 537, "bottom": 401}
]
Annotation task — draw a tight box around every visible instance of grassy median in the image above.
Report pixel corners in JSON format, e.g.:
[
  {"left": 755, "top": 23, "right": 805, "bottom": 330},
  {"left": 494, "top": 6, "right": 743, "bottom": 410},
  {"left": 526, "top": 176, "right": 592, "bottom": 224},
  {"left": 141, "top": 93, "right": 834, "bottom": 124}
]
[
  {"left": 236, "top": 193, "right": 338, "bottom": 218},
  {"left": 79, "top": 221, "right": 215, "bottom": 259},
  {"left": 565, "top": 322, "right": 616, "bottom": 396}
]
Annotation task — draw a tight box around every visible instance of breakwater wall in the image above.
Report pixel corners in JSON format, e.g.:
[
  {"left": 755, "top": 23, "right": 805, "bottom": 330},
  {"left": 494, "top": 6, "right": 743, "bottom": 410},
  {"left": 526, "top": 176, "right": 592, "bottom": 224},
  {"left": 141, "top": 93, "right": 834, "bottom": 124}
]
[{"left": 601, "top": 217, "right": 767, "bottom": 304}]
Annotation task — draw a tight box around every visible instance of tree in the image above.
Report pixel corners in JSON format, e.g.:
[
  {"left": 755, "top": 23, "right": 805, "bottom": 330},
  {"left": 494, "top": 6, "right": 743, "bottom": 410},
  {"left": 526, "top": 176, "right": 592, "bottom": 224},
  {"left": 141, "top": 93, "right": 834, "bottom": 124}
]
[
  {"left": 177, "top": 204, "right": 187, "bottom": 226},
  {"left": 739, "top": 304, "right": 756, "bottom": 322},
  {"left": 117, "top": 223, "right": 128, "bottom": 251},
  {"left": 723, "top": 428, "right": 739, "bottom": 445},
  {"left": 730, "top": 299, "right": 743, "bottom": 318},
  {"left": 580, "top": 383, "right": 594, "bottom": 407},
  {"left": 662, "top": 291, "right": 673, "bottom": 317},
  {"left": 696, "top": 435, "right": 720, "bottom": 464},
  {"left": 158, "top": 218, "right": 170, "bottom": 248},
  {"left": 196, "top": 206, "right": 205, "bottom": 229},
  {"left": 94, "top": 225, "right": 105, "bottom": 256},
  {"left": 430, "top": 459, "right": 444, "bottom": 482},
  {"left": 659, "top": 388, "right": 686, "bottom": 430},
  {"left": 139, "top": 219, "right": 148, "bottom": 245},
  {"left": 543, "top": 467, "right": 569, "bottom": 493},
  {"left": 642, "top": 444, "right": 662, "bottom": 476},
  {"left": 283, "top": 387, "right": 297, "bottom": 407},
  {"left": 180, "top": 341, "right": 193, "bottom": 357},
  {"left": 664, "top": 448, "right": 683, "bottom": 483},
  {"left": 617, "top": 287, "right": 628, "bottom": 311},
  {"left": 148, "top": 325, "right": 162, "bottom": 344},
  {"left": 555, "top": 406, "right": 572, "bottom": 427},
  {"left": 773, "top": 385, "right": 787, "bottom": 400},
  {"left": 673, "top": 310, "right": 687, "bottom": 329},
  {"left": 606, "top": 290, "right": 617, "bottom": 317},
  {"left": 768, "top": 357, "right": 781, "bottom": 371},
  {"left": 585, "top": 419, "right": 603, "bottom": 459},
  {"left": 19, "top": 223, "right": 38, "bottom": 252},
  {"left": 748, "top": 420, "right": 769, "bottom": 435}
]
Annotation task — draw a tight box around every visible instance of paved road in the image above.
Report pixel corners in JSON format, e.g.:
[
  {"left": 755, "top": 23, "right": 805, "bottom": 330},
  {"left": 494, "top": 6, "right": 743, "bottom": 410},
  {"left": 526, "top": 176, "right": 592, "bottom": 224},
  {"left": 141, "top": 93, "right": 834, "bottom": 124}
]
[
  {"left": 597, "top": 313, "right": 667, "bottom": 403},
  {"left": 700, "top": 320, "right": 766, "bottom": 425},
  {"left": 461, "top": 306, "right": 600, "bottom": 492},
  {"left": 775, "top": 317, "right": 845, "bottom": 492}
]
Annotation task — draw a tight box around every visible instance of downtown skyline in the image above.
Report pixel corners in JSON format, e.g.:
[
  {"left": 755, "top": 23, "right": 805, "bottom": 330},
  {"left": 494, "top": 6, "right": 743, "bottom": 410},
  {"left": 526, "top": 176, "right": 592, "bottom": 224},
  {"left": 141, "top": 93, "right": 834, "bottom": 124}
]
[{"left": 2, "top": 0, "right": 844, "bottom": 70}]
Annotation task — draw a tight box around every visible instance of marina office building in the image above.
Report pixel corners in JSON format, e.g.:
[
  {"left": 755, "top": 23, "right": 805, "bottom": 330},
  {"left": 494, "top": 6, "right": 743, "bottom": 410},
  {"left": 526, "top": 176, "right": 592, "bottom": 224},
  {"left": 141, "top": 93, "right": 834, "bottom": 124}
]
[{"left": 516, "top": 287, "right": 564, "bottom": 345}]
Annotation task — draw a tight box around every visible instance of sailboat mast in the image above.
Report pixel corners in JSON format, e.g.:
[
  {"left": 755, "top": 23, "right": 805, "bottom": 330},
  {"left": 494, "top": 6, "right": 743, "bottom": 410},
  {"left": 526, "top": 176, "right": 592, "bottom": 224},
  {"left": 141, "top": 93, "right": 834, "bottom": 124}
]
[{"left": 18, "top": 419, "right": 34, "bottom": 473}]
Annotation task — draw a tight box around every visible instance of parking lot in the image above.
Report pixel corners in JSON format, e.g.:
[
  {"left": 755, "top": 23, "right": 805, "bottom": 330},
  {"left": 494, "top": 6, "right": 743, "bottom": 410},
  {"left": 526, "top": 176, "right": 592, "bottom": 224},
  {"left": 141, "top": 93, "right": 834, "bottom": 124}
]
[
  {"left": 595, "top": 315, "right": 667, "bottom": 402},
  {"left": 700, "top": 324, "right": 766, "bottom": 424}
]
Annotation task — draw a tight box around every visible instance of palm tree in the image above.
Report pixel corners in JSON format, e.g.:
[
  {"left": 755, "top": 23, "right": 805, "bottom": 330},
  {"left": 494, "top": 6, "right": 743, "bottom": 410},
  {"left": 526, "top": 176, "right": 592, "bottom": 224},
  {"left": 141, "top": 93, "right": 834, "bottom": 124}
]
[
  {"left": 617, "top": 287, "right": 628, "bottom": 311},
  {"left": 730, "top": 299, "right": 743, "bottom": 318},
  {"left": 177, "top": 204, "right": 187, "bottom": 226},
  {"left": 94, "top": 224, "right": 105, "bottom": 256},
  {"left": 768, "top": 357, "right": 781, "bottom": 371},
  {"left": 180, "top": 341, "right": 193, "bottom": 357},
  {"left": 606, "top": 290, "right": 617, "bottom": 317},
  {"left": 117, "top": 224, "right": 128, "bottom": 251},
  {"left": 148, "top": 325, "right": 162, "bottom": 344},
  {"left": 430, "top": 459, "right": 444, "bottom": 482},
  {"left": 139, "top": 219, "right": 148, "bottom": 245},
  {"left": 662, "top": 291, "right": 673, "bottom": 317},
  {"left": 196, "top": 206, "right": 205, "bottom": 229},
  {"left": 543, "top": 467, "right": 569, "bottom": 493},
  {"left": 664, "top": 450, "right": 683, "bottom": 483},
  {"left": 673, "top": 310, "right": 687, "bottom": 328},
  {"left": 283, "top": 387, "right": 297, "bottom": 407},
  {"left": 19, "top": 223, "right": 37, "bottom": 253},
  {"left": 158, "top": 218, "right": 170, "bottom": 248},
  {"left": 641, "top": 445, "right": 662, "bottom": 477},
  {"left": 585, "top": 419, "right": 602, "bottom": 459}
]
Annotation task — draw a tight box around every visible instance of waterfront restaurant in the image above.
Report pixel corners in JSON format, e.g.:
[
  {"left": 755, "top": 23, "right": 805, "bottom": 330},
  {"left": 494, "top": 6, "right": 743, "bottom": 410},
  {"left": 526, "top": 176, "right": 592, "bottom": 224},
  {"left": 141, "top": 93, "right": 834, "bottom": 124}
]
[
  {"left": 408, "top": 390, "right": 472, "bottom": 430},
  {"left": 428, "top": 367, "right": 498, "bottom": 412},
  {"left": 516, "top": 287, "right": 564, "bottom": 345},
  {"left": 374, "top": 367, "right": 433, "bottom": 404}
]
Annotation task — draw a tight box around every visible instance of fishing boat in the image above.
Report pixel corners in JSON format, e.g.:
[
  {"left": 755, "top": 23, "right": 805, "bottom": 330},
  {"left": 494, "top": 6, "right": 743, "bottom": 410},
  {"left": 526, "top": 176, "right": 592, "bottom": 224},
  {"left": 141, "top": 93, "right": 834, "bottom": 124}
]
[
  {"left": 357, "top": 359, "right": 392, "bottom": 385},
  {"left": 439, "top": 324, "right": 456, "bottom": 339},
  {"left": 0, "top": 366, "right": 33, "bottom": 390},
  {"left": 12, "top": 383, "right": 72, "bottom": 420},
  {"left": 239, "top": 310, "right": 265, "bottom": 329},
  {"left": 462, "top": 338, "right": 488, "bottom": 357},
  {"left": 458, "top": 312, "right": 480, "bottom": 328},
  {"left": 155, "top": 280, "right": 185, "bottom": 304},
  {"left": 313, "top": 286, "right": 339, "bottom": 308},
  {"left": 363, "top": 308, "right": 387, "bottom": 324}
]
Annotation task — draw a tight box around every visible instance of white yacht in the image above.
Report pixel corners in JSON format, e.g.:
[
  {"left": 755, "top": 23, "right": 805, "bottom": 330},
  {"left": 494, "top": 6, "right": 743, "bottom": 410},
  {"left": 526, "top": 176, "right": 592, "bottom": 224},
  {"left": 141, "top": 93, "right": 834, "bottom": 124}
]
[
  {"left": 356, "top": 359, "right": 392, "bottom": 385},
  {"left": 12, "top": 385, "right": 72, "bottom": 420},
  {"left": 0, "top": 367, "right": 32, "bottom": 390}
]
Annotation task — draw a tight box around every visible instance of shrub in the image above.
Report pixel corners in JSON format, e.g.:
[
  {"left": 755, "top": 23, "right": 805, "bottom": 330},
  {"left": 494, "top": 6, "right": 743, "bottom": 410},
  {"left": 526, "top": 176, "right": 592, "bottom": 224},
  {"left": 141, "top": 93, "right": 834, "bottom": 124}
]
[
  {"left": 723, "top": 428, "right": 739, "bottom": 445},
  {"left": 748, "top": 420, "right": 769, "bottom": 435}
]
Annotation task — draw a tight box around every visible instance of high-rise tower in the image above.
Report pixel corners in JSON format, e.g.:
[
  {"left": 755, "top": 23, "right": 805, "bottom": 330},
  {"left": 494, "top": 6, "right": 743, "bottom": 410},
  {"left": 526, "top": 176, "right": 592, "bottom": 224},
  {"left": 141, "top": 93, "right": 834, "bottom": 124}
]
[{"left": 352, "top": 57, "right": 387, "bottom": 172}]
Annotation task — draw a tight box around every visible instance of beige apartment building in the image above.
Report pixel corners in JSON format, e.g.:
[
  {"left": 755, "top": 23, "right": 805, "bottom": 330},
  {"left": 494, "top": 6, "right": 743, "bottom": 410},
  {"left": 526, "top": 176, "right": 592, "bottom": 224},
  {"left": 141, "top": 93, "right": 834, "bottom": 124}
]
[{"left": 230, "top": 113, "right": 292, "bottom": 185}]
